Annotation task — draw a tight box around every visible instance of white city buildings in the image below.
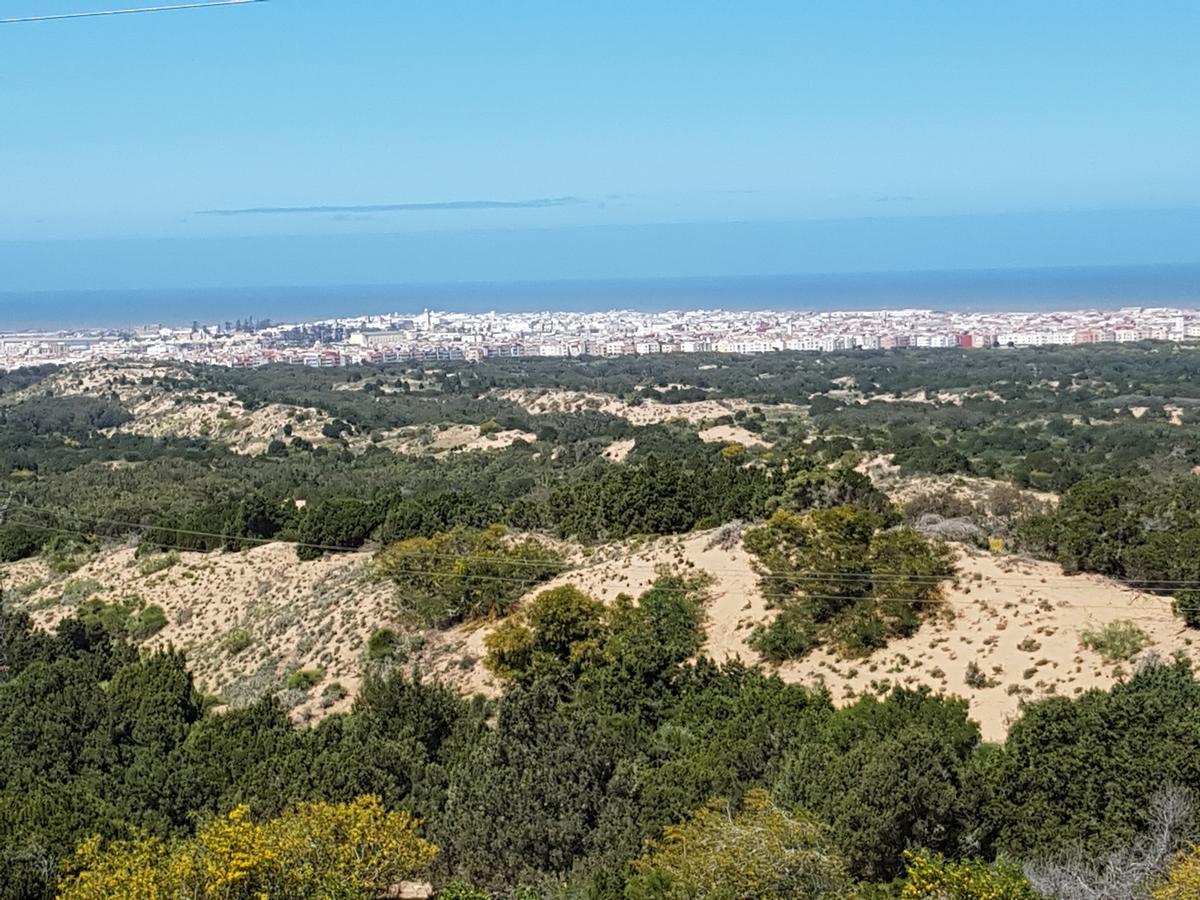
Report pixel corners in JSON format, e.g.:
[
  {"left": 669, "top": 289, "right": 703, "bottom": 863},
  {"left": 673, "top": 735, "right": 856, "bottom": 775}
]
[{"left": 5, "top": 304, "right": 1200, "bottom": 371}]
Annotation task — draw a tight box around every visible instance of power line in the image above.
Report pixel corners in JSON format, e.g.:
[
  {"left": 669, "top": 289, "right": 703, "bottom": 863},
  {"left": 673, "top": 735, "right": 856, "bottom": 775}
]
[
  {"left": 0, "top": 0, "right": 266, "bottom": 25},
  {"left": 12, "top": 499, "right": 1200, "bottom": 589},
  {"left": 6, "top": 512, "right": 1197, "bottom": 618}
]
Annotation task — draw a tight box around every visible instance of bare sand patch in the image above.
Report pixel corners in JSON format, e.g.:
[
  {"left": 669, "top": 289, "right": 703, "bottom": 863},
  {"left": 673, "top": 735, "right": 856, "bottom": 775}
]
[
  {"left": 496, "top": 388, "right": 757, "bottom": 425},
  {"left": 419, "top": 530, "right": 1192, "bottom": 741},
  {"left": 698, "top": 424, "right": 772, "bottom": 448},
  {"left": 370, "top": 423, "right": 537, "bottom": 456},
  {"left": 6, "top": 543, "right": 398, "bottom": 722},
  {"left": 602, "top": 438, "right": 636, "bottom": 462}
]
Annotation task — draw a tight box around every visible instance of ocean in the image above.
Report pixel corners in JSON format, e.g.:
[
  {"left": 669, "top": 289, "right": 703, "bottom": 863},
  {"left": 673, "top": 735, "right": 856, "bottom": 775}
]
[{"left": 2, "top": 263, "right": 1199, "bottom": 331}]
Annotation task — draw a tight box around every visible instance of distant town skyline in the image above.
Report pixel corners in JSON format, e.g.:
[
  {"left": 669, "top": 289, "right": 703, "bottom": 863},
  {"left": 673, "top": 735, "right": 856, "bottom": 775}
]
[{"left": 6, "top": 301, "right": 1200, "bottom": 372}]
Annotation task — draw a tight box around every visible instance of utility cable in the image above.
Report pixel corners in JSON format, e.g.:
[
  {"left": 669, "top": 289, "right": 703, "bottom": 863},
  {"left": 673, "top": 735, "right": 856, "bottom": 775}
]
[{"left": 1, "top": 0, "right": 266, "bottom": 25}]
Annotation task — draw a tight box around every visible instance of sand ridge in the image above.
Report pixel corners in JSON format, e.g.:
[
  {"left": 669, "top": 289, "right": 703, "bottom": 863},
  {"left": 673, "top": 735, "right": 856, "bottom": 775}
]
[
  {"left": 495, "top": 388, "right": 757, "bottom": 425},
  {"left": 362, "top": 423, "right": 538, "bottom": 457},
  {"left": 7, "top": 524, "right": 1193, "bottom": 740},
  {"left": 7, "top": 542, "right": 396, "bottom": 721},
  {"left": 417, "top": 530, "right": 1194, "bottom": 741},
  {"left": 9, "top": 362, "right": 331, "bottom": 455}
]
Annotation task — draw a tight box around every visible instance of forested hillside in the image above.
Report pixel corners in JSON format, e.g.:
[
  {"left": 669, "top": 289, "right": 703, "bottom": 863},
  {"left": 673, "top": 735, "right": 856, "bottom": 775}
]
[{"left": 5, "top": 347, "right": 1200, "bottom": 898}]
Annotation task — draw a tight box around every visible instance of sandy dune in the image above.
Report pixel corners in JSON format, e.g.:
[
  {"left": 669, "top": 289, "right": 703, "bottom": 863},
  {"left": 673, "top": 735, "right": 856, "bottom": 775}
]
[
  {"left": 697, "top": 424, "right": 773, "bottom": 448},
  {"left": 496, "top": 388, "right": 755, "bottom": 425},
  {"left": 857, "top": 454, "right": 1058, "bottom": 509},
  {"left": 368, "top": 424, "right": 538, "bottom": 456},
  {"left": 6, "top": 543, "right": 397, "bottom": 721},
  {"left": 13, "top": 362, "right": 330, "bottom": 455},
  {"left": 419, "top": 530, "right": 1194, "bottom": 741},
  {"left": 9, "top": 522, "right": 1193, "bottom": 740},
  {"left": 115, "top": 393, "right": 329, "bottom": 455}
]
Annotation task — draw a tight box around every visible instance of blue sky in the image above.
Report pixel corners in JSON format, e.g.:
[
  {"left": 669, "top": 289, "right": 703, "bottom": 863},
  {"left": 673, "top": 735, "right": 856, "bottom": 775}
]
[{"left": 2, "top": 1, "right": 1198, "bottom": 290}]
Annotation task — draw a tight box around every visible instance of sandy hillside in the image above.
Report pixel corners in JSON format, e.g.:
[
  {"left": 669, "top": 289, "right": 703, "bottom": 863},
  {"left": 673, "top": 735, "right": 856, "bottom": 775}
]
[
  {"left": 9, "top": 522, "right": 1192, "bottom": 740},
  {"left": 697, "top": 424, "right": 773, "bottom": 448},
  {"left": 857, "top": 454, "right": 1058, "bottom": 509},
  {"left": 602, "top": 438, "right": 636, "bottom": 462},
  {"left": 5, "top": 543, "right": 399, "bottom": 722},
  {"left": 419, "top": 530, "right": 1194, "bottom": 741},
  {"left": 13, "top": 362, "right": 330, "bottom": 455},
  {"left": 10, "top": 362, "right": 188, "bottom": 405},
  {"left": 496, "top": 388, "right": 757, "bottom": 425},
  {"left": 362, "top": 423, "right": 538, "bottom": 457},
  {"left": 114, "top": 393, "right": 330, "bottom": 455}
]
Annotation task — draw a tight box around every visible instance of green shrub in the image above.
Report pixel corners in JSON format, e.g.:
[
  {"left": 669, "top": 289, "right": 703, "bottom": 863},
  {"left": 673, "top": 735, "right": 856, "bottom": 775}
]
[
  {"left": 295, "top": 497, "right": 380, "bottom": 561},
  {"left": 138, "top": 552, "right": 180, "bottom": 576},
  {"left": 1174, "top": 589, "right": 1200, "bottom": 629},
  {"left": 129, "top": 604, "right": 168, "bottom": 640},
  {"left": 8, "top": 577, "right": 49, "bottom": 600},
  {"left": 285, "top": 668, "right": 324, "bottom": 691},
  {"left": 320, "top": 681, "right": 348, "bottom": 708},
  {"left": 1080, "top": 620, "right": 1149, "bottom": 662},
  {"left": 76, "top": 596, "right": 167, "bottom": 641},
  {"left": 375, "top": 525, "right": 564, "bottom": 627},
  {"left": 61, "top": 578, "right": 104, "bottom": 604},
  {"left": 484, "top": 585, "right": 605, "bottom": 680},
  {"left": 44, "top": 535, "right": 96, "bottom": 574},
  {"left": 222, "top": 627, "right": 254, "bottom": 656},
  {"left": 965, "top": 661, "right": 997, "bottom": 689},
  {"left": 367, "top": 627, "right": 399, "bottom": 660},
  {"left": 745, "top": 506, "right": 953, "bottom": 661},
  {"left": 439, "top": 883, "right": 492, "bottom": 900},
  {"left": 0, "top": 525, "right": 44, "bottom": 562}
]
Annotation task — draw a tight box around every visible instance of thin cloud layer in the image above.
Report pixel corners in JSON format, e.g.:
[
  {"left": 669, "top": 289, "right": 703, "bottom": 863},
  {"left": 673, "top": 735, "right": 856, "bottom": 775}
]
[{"left": 197, "top": 196, "right": 585, "bottom": 216}]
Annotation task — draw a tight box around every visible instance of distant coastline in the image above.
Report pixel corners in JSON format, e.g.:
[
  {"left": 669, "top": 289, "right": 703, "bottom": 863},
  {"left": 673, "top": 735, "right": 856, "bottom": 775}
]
[{"left": 2, "top": 262, "right": 1199, "bottom": 331}]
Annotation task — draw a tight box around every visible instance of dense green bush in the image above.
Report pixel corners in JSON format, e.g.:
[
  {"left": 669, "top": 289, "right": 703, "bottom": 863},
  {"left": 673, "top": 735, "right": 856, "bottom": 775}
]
[
  {"left": 295, "top": 497, "right": 381, "bottom": 560},
  {"left": 6, "top": 592, "right": 1200, "bottom": 898},
  {"left": 745, "top": 505, "right": 953, "bottom": 660},
  {"left": 375, "top": 525, "right": 564, "bottom": 626},
  {"left": 0, "top": 526, "right": 43, "bottom": 563},
  {"left": 366, "top": 627, "right": 400, "bottom": 660}
]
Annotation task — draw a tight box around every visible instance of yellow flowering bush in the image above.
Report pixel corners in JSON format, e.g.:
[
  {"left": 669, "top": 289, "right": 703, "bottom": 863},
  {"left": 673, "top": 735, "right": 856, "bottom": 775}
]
[
  {"left": 626, "top": 789, "right": 850, "bottom": 899},
  {"left": 58, "top": 795, "right": 437, "bottom": 899},
  {"left": 1154, "top": 844, "right": 1200, "bottom": 899},
  {"left": 901, "top": 849, "right": 1038, "bottom": 900}
]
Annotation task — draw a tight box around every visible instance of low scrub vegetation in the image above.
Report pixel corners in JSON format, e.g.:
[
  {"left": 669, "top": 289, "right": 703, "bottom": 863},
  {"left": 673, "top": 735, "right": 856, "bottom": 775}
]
[
  {"left": 6, "top": 556, "right": 1200, "bottom": 898},
  {"left": 221, "top": 627, "right": 254, "bottom": 655},
  {"left": 1080, "top": 620, "right": 1150, "bottom": 662},
  {"left": 137, "top": 551, "right": 179, "bottom": 576}
]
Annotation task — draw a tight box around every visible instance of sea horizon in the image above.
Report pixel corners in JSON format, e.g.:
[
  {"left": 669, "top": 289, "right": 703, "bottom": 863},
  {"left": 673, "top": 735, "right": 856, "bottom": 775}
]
[{"left": 2, "top": 262, "right": 1199, "bottom": 331}]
